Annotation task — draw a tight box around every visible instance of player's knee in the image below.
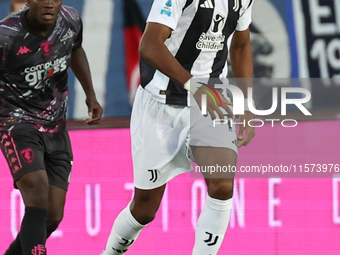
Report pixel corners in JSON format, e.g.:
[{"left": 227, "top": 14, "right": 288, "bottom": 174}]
[
  {"left": 131, "top": 187, "right": 164, "bottom": 224},
  {"left": 16, "top": 170, "right": 49, "bottom": 200},
  {"left": 46, "top": 213, "right": 63, "bottom": 233},
  {"left": 131, "top": 202, "right": 158, "bottom": 224},
  {"left": 131, "top": 200, "right": 159, "bottom": 225},
  {"left": 16, "top": 171, "right": 49, "bottom": 208},
  {"left": 207, "top": 179, "right": 234, "bottom": 200},
  {"left": 28, "top": 189, "right": 49, "bottom": 209}
]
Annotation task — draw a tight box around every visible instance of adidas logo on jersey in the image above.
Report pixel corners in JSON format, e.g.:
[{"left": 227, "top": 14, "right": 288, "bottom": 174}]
[
  {"left": 200, "top": 0, "right": 214, "bottom": 9},
  {"left": 16, "top": 46, "right": 32, "bottom": 55}
]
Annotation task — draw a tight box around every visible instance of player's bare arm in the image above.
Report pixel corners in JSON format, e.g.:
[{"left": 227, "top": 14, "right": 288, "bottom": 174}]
[
  {"left": 230, "top": 28, "right": 255, "bottom": 147},
  {"left": 139, "top": 22, "right": 233, "bottom": 120},
  {"left": 70, "top": 47, "right": 103, "bottom": 125},
  {"left": 139, "top": 22, "right": 191, "bottom": 85}
]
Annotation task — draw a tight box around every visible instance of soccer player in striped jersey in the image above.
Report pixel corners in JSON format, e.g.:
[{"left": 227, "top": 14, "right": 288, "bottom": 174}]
[{"left": 102, "top": 0, "right": 255, "bottom": 254}]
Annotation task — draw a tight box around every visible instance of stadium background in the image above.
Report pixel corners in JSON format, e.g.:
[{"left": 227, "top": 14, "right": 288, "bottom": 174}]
[{"left": 0, "top": 0, "right": 339, "bottom": 254}]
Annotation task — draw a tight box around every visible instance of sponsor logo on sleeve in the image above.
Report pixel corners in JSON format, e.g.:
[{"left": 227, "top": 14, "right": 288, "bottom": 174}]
[{"left": 161, "top": 0, "right": 172, "bottom": 17}]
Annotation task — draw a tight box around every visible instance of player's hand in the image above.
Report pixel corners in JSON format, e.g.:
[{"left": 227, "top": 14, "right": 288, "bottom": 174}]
[
  {"left": 84, "top": 97, "right": 103, "bottom": 125},
  {"left": 237, "top": 111, "right": 255, "bottom": 147},
  {"left": 193, "top": 83, "right": 234, "bottom": 120}
]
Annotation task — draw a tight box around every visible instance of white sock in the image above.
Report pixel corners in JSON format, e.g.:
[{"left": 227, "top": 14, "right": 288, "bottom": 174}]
[
  {"left": 192, "top": 196, "right": 233, "bottom": 255},
  {"left": 102, "top": 203, "right": 145, "bottom": 255}
]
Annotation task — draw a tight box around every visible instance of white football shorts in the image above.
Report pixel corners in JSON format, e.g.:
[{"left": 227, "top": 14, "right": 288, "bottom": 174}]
[{"left": 131, "top": 86, "right": 237, "bottom": 190}]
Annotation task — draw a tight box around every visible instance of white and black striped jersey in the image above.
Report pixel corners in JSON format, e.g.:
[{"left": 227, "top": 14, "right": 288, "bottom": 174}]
[{"left": 140, "top": 0, "right": 254, "bottom": 106}]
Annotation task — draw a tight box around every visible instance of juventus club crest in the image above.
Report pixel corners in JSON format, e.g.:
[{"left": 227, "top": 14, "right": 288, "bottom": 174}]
[
  {"left": 148, "top": 169, "right": 158, "bottom": 182},
  {"left": 204, "top": 232, "right": 219, "bottom": 246},
  {"left": 233, "top": 0, "right": 241, "bottom": 12}
]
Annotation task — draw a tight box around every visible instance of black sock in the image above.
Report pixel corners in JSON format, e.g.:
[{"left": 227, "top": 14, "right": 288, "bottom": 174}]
[
  {"left": 4, "top": 233, "right": 22, "bottom": 255},
  {"left": 20, "top": 207, "right": 48, "bottom": 255},
  {"left": 4, "top": 226, "right": 55, "bottom": 255}
]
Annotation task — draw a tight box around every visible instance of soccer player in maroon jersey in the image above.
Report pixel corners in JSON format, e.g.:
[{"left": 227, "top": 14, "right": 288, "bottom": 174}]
[{"left": 0, "top": 0, "right": 103, "bottom": 254}]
